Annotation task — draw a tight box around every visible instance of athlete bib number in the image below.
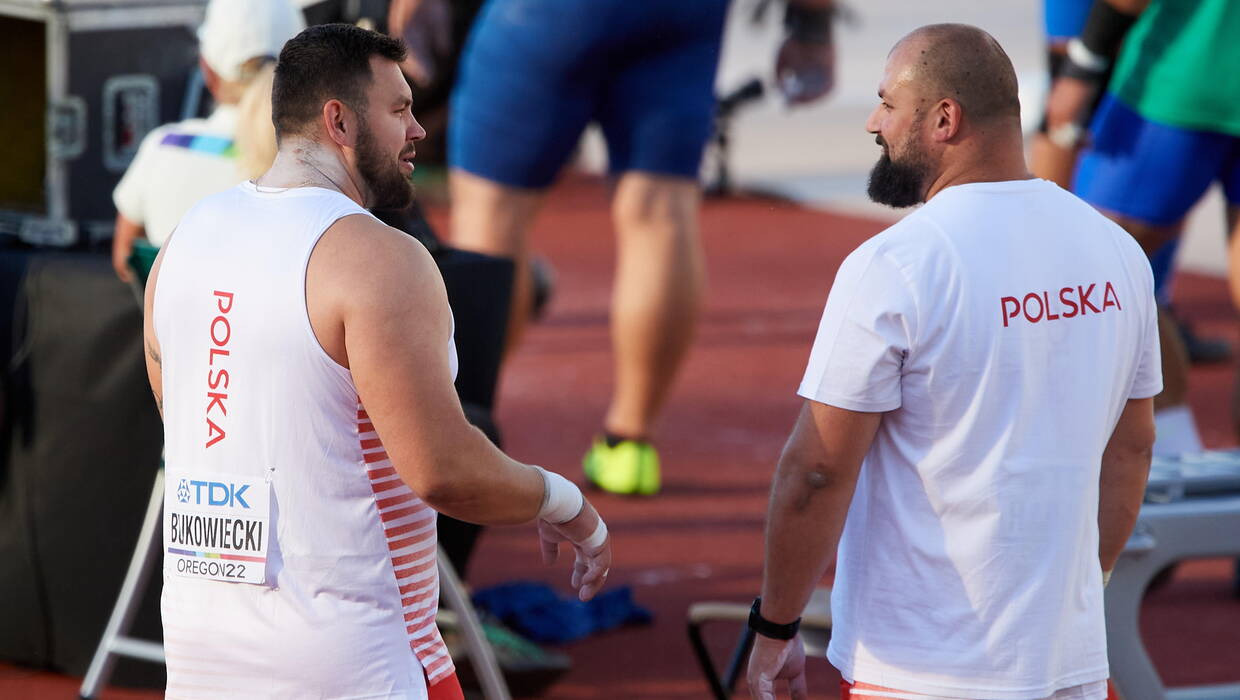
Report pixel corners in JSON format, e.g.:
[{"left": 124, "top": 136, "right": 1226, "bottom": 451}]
[{"left": 164, "top": 471, "right": 270, "bottom": 584}]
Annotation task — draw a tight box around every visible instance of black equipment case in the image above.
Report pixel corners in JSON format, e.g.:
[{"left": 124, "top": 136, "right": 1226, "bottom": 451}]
[{"left": 0, "top": 0, "right": 206, "bottom": 249}]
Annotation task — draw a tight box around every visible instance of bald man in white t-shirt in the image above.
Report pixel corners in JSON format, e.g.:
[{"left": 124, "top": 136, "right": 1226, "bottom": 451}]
[{"left": 747, "top": 24, "right": 1159, "bottom": 700}]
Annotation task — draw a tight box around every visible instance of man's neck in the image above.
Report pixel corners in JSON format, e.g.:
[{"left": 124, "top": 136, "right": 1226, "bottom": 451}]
[
  {"left": 256, "top": 139, "right": 369, "bottom": 208},
  {"left": 922, "top": 136, "right": 1031, "bottom": 202}
]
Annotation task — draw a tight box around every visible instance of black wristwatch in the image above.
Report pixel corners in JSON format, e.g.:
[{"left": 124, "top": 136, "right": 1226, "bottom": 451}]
[{"left": 748, "top": 597, "right": 801, "bottom": 640}]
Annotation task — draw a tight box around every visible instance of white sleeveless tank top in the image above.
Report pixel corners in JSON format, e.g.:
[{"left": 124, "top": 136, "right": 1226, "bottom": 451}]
[{"left": 154, "top": 181, "right": 455, "bottom": 699}]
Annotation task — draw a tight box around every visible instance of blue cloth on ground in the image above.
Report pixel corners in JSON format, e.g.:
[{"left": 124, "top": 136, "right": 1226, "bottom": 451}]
[{"left": 471, "top": 582, "right": 653, "bottom": 644}]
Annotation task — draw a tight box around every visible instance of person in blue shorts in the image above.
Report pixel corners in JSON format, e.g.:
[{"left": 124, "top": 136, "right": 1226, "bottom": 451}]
[
  {"left": 1041, "top": 0, "right": 1228, "bottom": 367},
  {"left": 1054, "top": 0, "right": 1240, "bottom": 455},
  {"left": 448, "top": 0, "right": 837, "bottom": 495}
]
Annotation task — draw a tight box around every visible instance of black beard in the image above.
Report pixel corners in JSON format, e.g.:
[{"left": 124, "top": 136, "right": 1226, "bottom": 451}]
[
  {"left": 867, "top": 144, "right": 931, "bottom": 209},
  {"left": 356, "top": 118, "right": 413, "bottom": 210}
]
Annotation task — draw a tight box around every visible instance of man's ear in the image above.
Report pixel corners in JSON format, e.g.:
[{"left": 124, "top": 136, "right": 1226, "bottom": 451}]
[
  {"left": 931, "top": 98, "right": 963, "bottom": 142},
  {"left": 321, "top": 99, "right": 360, "bottom": 149}
]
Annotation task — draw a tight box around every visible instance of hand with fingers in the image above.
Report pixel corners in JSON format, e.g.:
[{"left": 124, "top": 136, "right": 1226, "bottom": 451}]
[
  {"left": 775, "top": 38, "right": 836, "bottom": 105},
  {"left": 538, "top": 500, "right": 611, "bottom": 601},
  {"left": 747, "top": 635, "right": 808, "bottom": 700},
  {"left": 774, "top": 2, "right": 837, "bottom": 105},
  {"left": 533, "top": 466, "right": 611, "bottom": 601}
]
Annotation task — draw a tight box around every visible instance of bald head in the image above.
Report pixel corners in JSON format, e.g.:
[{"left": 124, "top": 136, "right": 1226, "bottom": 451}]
[
  {"left": 865, "top": 24, "right": 1029, "bottom": 207},
  {"left": 894, "top": 24, "right": 1020, "bottom": 126}
]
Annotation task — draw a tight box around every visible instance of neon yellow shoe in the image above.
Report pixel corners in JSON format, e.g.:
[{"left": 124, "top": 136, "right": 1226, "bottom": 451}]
[{"left": 582, "top": 437, "right": 661, "bottom": 496}]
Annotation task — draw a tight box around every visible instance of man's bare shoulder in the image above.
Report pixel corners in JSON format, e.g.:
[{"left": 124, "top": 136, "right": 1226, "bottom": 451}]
[
  {"left": 305, "top": 212, "right": 449, "bottom": 366},
  {"left": 313, "top": 213, "right": 441, "bottom": 301},
  {"left": 323, "top": 212, "right": 432, "bottom": 263}
]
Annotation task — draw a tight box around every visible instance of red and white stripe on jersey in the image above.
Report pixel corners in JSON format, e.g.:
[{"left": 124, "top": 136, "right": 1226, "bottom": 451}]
[{"left": 359, "top": 403, "right": 454, "bottom": 684}]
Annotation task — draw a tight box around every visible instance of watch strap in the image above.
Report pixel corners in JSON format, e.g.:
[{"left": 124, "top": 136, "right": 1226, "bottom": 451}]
[{"left": 748, "top": 597, "right": 801, "bottom": 641}]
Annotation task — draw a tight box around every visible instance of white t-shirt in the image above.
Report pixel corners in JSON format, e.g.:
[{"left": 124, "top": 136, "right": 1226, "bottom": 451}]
[
  {"left": 799, "top": 179, "right": 1161, "bottom": 699},
  {"left": 113, "top": 105, "right": 242, "bottom": 246}
]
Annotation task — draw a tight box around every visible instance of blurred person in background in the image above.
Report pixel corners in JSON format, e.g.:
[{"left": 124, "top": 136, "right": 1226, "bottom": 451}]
[
  {"left": 110, "top": 0, "right": 304, "bottom": 283},
  {"left": 749, "top": 24, "right": 1158, "bottom": 700},
  {"left": 1030, "top": 0, "right": 1095, "bottom": 189},
  {"left": 1049, "top": 0, "right": 1240, "bottom": 456},
  {"left": 1037, "top": 0, "right": 1229, "bottom": 368},
  {"left": 448, "top": 0, "right": 838, "bottom": 496}
]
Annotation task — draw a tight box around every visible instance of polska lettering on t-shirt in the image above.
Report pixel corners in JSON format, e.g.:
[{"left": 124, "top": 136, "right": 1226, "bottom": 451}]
[
  {"left": 1000, "top": 281, "right": 1121, "bottom": 328},
  {"left": 207, "top": 290, "right": 233, "bottom": 447}
]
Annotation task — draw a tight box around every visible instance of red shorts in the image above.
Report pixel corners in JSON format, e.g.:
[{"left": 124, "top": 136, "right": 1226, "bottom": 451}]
[{"left": 428, "top": 671, "right": 465, "bottom": 700}]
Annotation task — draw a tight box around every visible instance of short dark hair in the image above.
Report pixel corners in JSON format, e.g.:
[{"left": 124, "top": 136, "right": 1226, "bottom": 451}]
[
  {"left": 903, "top": 24, "right": 1021, "bottom": 125},
  {"left": 272, "top": 23, "right": 407, "bottom": 139}
]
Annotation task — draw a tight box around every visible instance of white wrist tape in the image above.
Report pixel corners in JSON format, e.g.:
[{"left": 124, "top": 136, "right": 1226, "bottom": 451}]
[
  {"left": 582, "top": 519, "right": 608, "bottom": 551},
  {"left": 535, "top": 466, "right": 583, "bottom": 524}
]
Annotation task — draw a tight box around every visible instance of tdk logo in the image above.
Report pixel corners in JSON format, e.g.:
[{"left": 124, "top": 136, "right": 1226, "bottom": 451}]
[{"left": 178, "top": 479, "right": 251, "bottom": 509}]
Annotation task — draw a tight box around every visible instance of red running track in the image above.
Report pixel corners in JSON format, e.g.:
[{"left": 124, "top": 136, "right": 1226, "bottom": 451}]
[{"left": 3, "top": 175, "right": 1237, "bottom": 698}]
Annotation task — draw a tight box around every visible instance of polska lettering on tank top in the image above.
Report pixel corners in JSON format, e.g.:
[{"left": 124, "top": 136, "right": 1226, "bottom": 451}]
[
  {"left": 206, "top": 290, "right": 234, "bottom": 447},
  {"left": 1000, "top": 282, "right": 1122, "bottom": 328}
]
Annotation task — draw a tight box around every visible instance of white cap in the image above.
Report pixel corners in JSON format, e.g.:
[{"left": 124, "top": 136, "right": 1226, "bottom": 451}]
[{"left": 199, "top": 0, "right": 306, "bottom": 82}]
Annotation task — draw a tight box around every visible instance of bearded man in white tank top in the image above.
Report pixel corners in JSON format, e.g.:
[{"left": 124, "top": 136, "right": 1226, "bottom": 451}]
[
  {"left": 748, "top": 25, "right": 1159, "bottom": 700},
  {"left": 142, "top": 24, "right": 611, "bottom": 700}
]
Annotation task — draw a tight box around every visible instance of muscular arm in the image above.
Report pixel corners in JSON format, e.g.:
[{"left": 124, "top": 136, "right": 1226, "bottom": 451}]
[
  {"left": 311, "top": 215, "right": 546, "bottom": 525},
  {"left": 1098, "top": 397, "right": 1155, "bottom": 572},
  {"left": 143, "top": 214, "right": 605, "bottom": 597},
  {"left": 748, "top": 401, "right": 880, "bottom": 698},
  {"left": 758, "top": 401, "right": 882, "bottom": 624}
]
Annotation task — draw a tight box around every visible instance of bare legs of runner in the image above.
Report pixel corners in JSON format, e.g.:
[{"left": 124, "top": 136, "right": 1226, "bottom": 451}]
[{"left": 450, "top": 169, "right": 704, "bottom": 442}]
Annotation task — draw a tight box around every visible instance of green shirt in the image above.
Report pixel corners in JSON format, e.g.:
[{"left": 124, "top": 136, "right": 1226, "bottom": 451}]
[{"left": 1110, "top": 0, "right": 1240, "bottom": 136}]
